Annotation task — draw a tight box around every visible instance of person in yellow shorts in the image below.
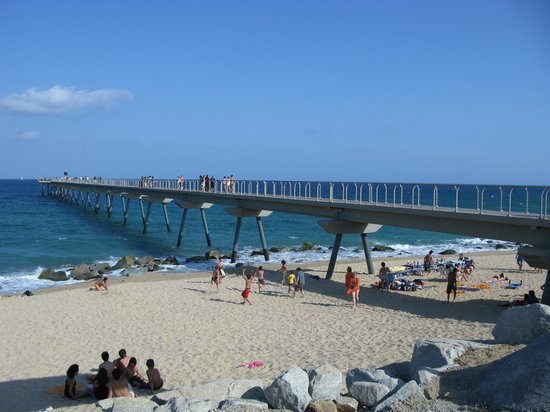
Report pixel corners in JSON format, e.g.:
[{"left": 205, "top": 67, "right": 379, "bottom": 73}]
[{"left": 287, "top": 272, "right": 296, "bottom": 297}]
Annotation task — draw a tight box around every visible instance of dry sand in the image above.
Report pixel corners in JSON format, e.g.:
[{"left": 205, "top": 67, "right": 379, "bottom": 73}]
[{"left": 0, "top": 250, "right": 545, "bottom": 411}]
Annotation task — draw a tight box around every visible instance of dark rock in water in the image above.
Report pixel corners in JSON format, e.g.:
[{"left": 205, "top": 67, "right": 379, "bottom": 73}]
[
  {"left": 300, "top": 242, "right": 315, "bottom": 251},
  {"left": 163, "top": 255, "right": 179, "bottom": 265},
  {"left": 439, "top": 249, "right": 457, "bottom": 255},
  {"left": 72, "top": 264, "right": 95, "bottom": 280},
  {"left": 269, "top": 247, "right": 281, "bottom": 253},
  {"left": 186, "top": 256, "right": 205, "bottom": 263},
  {"left": 251, "top": 250, "right": 269, "bottom": 256},
  {"left": 495, "top": 244, "right": 508, "bottom": 250},
  {"left": 89, "top": 262, "right": 110, "bottom": 273},
  {"left": 372, "top": 245, "right": 394, "bottom": 252},
  {"left": 38, "top": 268, "right": 68, "bottom": 281},
  {"left": 222, "top": 255, "right": 232, "bottom": 260},
  {"left": 235, "top": 263, "right": 244, "bottom": 268},
  {"left": 137, "top": 256, "right": 154, "bottom": 266},
  {"left": 112, "top": 255, "right": 135, "bottom": 270},
  {"left": 147, "top": 263, "right": 160, "bottom": 272},
  {"left": 205, "top": 249, "right": 220, "bottom": 260}
]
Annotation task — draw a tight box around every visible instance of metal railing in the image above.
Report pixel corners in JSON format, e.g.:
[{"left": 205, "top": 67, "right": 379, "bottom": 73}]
[{"left": 40, "top": 178, "right": 550, "bottom": 220}]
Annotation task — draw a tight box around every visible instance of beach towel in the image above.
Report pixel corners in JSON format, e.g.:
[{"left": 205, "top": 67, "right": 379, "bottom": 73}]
[
  {"left": 457, "top": 286, "right": 480, "bottom": 292},
  {"left": 238, "top": 361, "right": 264, "bottom": 369},
  {"left": 45, "top": 383, "right": 84, "bottom": 395},
  {"left": 472, "top": 284, "right": 490, "bottom": 289}
]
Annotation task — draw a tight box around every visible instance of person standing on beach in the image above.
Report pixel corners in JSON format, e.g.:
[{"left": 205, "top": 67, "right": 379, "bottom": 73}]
[
  {"left": 447, "top": 267, "right": 458, "bottom": 302},
  {"left": 295, "top": 267, "right": 305, "bottom": 298},
  {"left": 516, "top": 252, "right": 524, "bottom": 271},
  {"left": 424, "top": 250, "right": 434, "bottom": 273},
  {"left": 346, "top": 268, "right": 360, "bottom": 307},
  {"left": 288, "top": 271, "right": 296, "bottom": 296},
  {"left": 280, "top": 260, "right": 288, "bottom": 285},
  {"left": 209, "top": 265, "right": 221, "bottom": 293},
  {"left": 257, "top": 266, "right": 266, "bottom": 293},
  {"left": 241, "top": 268, "right": 255, "bottom": 304},
  {"left": 379, "top": 262, "right": 390, "bottom": 291},
  {"left": 215, "top": 257, "right": 225, "bottom": 284}
]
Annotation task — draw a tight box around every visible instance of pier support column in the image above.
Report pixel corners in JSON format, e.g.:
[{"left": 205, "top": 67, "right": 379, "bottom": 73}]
[
  {"left": 139, "top": 198, "right": 152, "bottom": 234},
  {"left": 326, "top": 234, "right": 343, "bottom": 280},
  {"left": 121, "top": 197, "right": 130, "bottom": 224},
  {"left": 200, "top": 209, "right": 212, "bottom": 246},
  {"left": 86, "top": 192, "right": 91, "bottom": 208},
  {"left": 256, "top": 217, "right": 270, "bottom": 261},
  {"left": 80, "top": 192, "right": 86, "bottom": 209},
  {"left": 361, "top": 233, "right": 375, "bottom": 275},
  {"left": 318, "top": 220, "right": 382, "bottom": 279},
  {"left": 162, "top": 202, "right": 171, "bottom": 232},
  {"left": 174, "top": 201, "right": 213, "bottom": 248},
  {"left": 231, "top": 217, "right": 243, "bottom": 263},
  {"left": 94, "top": 193, "right": 101, "bottom": 213},
  {"left": 176, "top": 208, "right": 188, "bottom": 248},
  {"left": 106, "top": 194, "right": 113, "bottom": 219},
  {"left": 226, "top": 208, "right": 273, "bottom": 263}
]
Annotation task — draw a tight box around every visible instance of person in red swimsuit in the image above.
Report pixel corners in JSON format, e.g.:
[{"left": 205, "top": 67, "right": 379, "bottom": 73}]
[{"left": 241, "top": 268, "right": 255, "bottom": 305}]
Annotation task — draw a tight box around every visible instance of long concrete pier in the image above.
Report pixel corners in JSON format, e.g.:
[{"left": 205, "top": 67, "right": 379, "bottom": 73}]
[{"left": 39, "top": 177, "right": 550, "bottom": 304}]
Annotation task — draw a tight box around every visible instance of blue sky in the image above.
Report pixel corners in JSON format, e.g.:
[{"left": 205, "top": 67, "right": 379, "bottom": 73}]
[{"left": 1, "top": 0, "right": 549, "bottom": 184}]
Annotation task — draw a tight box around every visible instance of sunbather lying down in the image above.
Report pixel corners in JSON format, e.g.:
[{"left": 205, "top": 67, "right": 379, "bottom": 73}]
[{"left": 485, "top": 273, "right": 509, "bottom": 283}]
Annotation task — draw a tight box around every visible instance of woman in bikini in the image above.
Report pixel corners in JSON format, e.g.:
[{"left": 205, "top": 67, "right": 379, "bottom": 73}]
[
  {"left": 346, "top": 270, "right": 361, "bottom": 307},
  {"left": 209, "top": 266, "right": 221, "bottom": 293}
]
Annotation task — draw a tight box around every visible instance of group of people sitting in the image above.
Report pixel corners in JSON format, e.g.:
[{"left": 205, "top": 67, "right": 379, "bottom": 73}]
[{"left": 64, "top": 349, "right": 163, "bottom": 402}]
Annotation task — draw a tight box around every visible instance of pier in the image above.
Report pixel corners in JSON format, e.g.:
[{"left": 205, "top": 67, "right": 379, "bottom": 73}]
[{"left": 39, "top": 177, "right": 550, "bottom": 303}]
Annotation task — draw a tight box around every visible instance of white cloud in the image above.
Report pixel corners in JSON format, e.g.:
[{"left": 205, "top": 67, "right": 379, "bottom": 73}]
[
  {"left": 0, "top": 85, "right": 134, "bottom": 114},
  {"left": 13, "top": 131, "right": 40, "bottom": 141}
]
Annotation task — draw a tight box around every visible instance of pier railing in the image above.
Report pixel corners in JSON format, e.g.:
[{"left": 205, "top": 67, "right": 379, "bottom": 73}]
[{"left": 41, "top": 178, "right": 550, "bottom": 220}]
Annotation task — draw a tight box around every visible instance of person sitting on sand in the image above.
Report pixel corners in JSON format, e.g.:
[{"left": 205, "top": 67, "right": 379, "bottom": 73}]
[
  {"left": 94, "top": 277, "right": 108, "bottom": 291},
  {"left": 257, "top": 266, "right": 266, "bottom": 293},
  {"left": 346, "top": 268, "right": 360, "bottom": 307},
  {"left": 98, "top": 351, "right": 114, "bottom": 378},
  {"left": 526, "top": 290, "right": 540, "bottom": 305},
  {"left": 447, "top": 267, "right": 458, "bottom": 303},
  {"left": 486, "top": 273, "right": 509, "bottom": 283},
  {"left": 241, "top": 268, "right": 255, "bottom": 305},
  {"left": 109, "top": 368, "right": 134, "bottom": 398},
  {"left": 145, "top": 359, "right": 164, "bottom": 394},
  {"left": 124, "top": 357, "right": 148, "bottom": 388},
  {"left": 512, "top": 293, "right": 530, "bottom": 306},
  {"left": 64, "top": 364, "right": 88, "bottom": 400},
  {"left": 92, "top": 368, "right": 109, "bottom": 401},
  {"left": 114, "top": 349, "right": 131, "bottom": 369}
]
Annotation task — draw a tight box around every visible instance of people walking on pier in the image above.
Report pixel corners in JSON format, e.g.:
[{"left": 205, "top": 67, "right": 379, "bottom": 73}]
[
  {"left": 177, "top": 176, "right": 185, "bottom": 189},
  {"left": 204, "top": 175, "right": 210, "bottom": 192},
  {"left": 222, "top": 176, "right": 228, "bottom": 192},
  {"left": 210, "top": 176, "right": 216, "bottom": 192}
]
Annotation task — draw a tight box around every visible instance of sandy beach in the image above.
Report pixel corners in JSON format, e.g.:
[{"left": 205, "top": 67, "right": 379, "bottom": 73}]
[{"left": 0, "top": 250, "right": 545, "bottom": 411}]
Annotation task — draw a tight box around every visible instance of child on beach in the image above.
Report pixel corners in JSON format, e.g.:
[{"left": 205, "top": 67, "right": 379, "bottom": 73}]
[
  {"left": 241, "top": 268, "right": 255, "bottom": 305},
  {"left": 146, "top": 359, "right": 164, "bottom": 394},
  {"left": 280, "top": 260, "right": 288, "bottom": 285},
  {"left": 94, "top": 277, "right": 108, "bottom": 291},
  {"left": 287, "top": 272, "right": 296, "bottom": 296},
  {"left": 209, "top": 265, "right": 221, "bottom": 293},
  {"left": 257, "top": 266, "right": 265, "bottom": 293}
]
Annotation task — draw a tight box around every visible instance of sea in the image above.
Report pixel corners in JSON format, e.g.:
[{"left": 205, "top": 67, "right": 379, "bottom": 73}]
[{"left": 0, "top": 179, "right": 518, "bottom": 295}]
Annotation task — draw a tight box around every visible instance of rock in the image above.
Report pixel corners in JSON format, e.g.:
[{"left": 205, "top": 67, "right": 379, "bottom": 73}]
[
  {"left": 205, "top": 249, "right": 220, "bottom": 260},
  {"left": 476, "top": 332, "right": 550, "bottom": 411},
  {"left": 300, "top": 242, "right": 315, "bottom": 251},
  {"left": 371, "top": 245, "right": 394, "bottom": 252},
  {"left": 349, "top": 381, "right": 390, "bottom": 407},
  {"left": 112, "top": 255, "right": 135, "bottom": 270},
  {"left": 492, "top": 303, "right": 550, "bottom": 344},
  {"left": 97, "top": 396, "right": 158, "bottom": 411},
  {"left": 155, "top": 396, "right": 212, "bottom": 412},
  {"left": 270, "top": 247, "right": 290, "bottom": 253},
  {"left": 146, "top": 263, "right": 160, "bottom": 272},
  {"left": 345, "top": 368, "right": 402, "bottom": 394},
  {"left": 137, "top": 256, "right": 154, "bottom": 266},
  {"left": 38, "top": 268, "right": 68, "bottom": 281},
  {"left": 409, "top": 338, "right": 488, "bottom": 377},
  {"left": 251, "top": 250, "right": 268, "bottom": 256},
  {"left": 235, "top": 263, "right": 244, "bottom": 268},
  {"left": 309, "top": 365, "right": 342, "bottom": 401},
  {"left": 179, "top": 378, "right": 233, "bottom": 409},
  {"left": 373, "top": 381, "right": 427, "bottom": 412},
  {"left": 380, "top": 361, "right": 411, "bottom": 382},
  {"left": 495, "top": 244, "right": 508, "bottom": 250},
  {"left": 186, "top": 256, "right": 205, "bottom": 263},
  {"left": 163, "top": 255, "right": 180, "bottom": 265},
  {"left": 89, "top": 262, "right": 111, "bottom": 273},
  {"left": 220, "top": 398, "right": 269, "bottom": 411},
  {"left": 71, "top": 264, "right": 95, "bottom": 280},
  {"left": 265, "top": 367, "right": 312, "bottom": 412},
  {"left": 151, "top": 389, "right": 184, "bottom": 405},
  {"left": 334, "top": 395, "right": 358, "bottom": 412},
  {"left": 227, "top": 379, "right": 265, "bottom": 402},
  {"left": 305, "top": 400, "right": 338, "bottom": 412},
  {"left": 439, "top": 249, "right": 456, "bottom": 255},
  {"left": 412, "top": 367, "right": 442, "bottom": 400}
]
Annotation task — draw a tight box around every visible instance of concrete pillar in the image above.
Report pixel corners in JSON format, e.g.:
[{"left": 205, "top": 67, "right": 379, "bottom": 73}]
[
  {"left": 326, "top": 234, "right": 343, "bottom": 280},
  {"left": 231, "top": 216, "right": 243, "bottom": 263},
  {"left": 106, "top": 194, "right": 113, "bottom": 219},
  {"left": 361, "top": 233, "right": 375, "bottom": 275},
  {"left": 256, "top": 217, "right": 270, "bottom": 261},
  {"left": 139, "top": 198, "right": 152, "bottom": 234},
  {"left": 200, "top": 208, "right": 212, "bottom": 246},
  {"left": 162, "top": 202, "right": 171, "bottom": 232},
  {"left": 121, "top": 197, "right": 130, "bottom": 224},
  {"left": 86, "top": 192, "right": 91, "bottom": 208},
  {"left": 94, "top": 193, "right": 101, "bottom": 213},
  {"left": 176, "top": 208, "right": 188, "bottom": 248}
]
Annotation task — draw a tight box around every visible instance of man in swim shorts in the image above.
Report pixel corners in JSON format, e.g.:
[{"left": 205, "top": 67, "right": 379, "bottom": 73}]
[
  {"left": 447, "top": 267, "right": 458, "bottom": 302},
  {"left": 294, "top": 267, "right": 305, "bottom": 298},
  {"left": 241, "top": 268, "right": 255, "bottom": 305},
  {"left": 257, "top": 266, "right": 265, "bottom": 293}
]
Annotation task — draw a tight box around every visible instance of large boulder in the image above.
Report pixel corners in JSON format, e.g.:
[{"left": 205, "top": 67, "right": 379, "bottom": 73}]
[
  {"left": 439, "top": 249, "right": 456, "bottom": 255},
  {"left": 265, "top": 367, "right": 312, "bottom": 412},
  {"left": 227, "top": 379, "right": 265, "bottom": 402},
  {"left": 97, "top": 397, "right": 158, "bottom": 411},
  {"left": 380, "top": 361, "right": 410, "bottom": 382},
  {"left": 371, "top": 245, "right": 394, "bottom": 252},
  {"left": 306, "top": 400, "right": 338, "bottom": 412},
  {"left": 219, "top": 398, "right": 269, "bottom": 411},
  {"left": 71, "top": 264, "right": 96, "bottom": 280},
  {"left": 492, "top": 304, "right": 550, "bottom": 344},
  {"left": 412, "top": 366, "right": 442, "bottom": 400},
  {"left": 345, "top": 368, "right": 402, "bottom": 394},
  {"left": 163, "top": 255, "right": 180, "bottom": 265},
  {"left": 309, "top": 365, "right": 342, "bottom": 401},
  {"left": 205, "top": 249, "right": 220, "bottom": 260},
  {"left": 349, "top": 381, "right": 389, "bottom": 407},
  {"left": 151, "top": 389, "right": 184, "bottom": 405},
  {"left": 475, "top": 332, "right": 550, "bottom": 411},
  {"left": 89, "top": 262, "right": 111, "bottom": 273},
  {"left": 334, "top": 395, "right": 358, "bottom": 412},
  {"left": 409, "top": 338, "right": 488, "bottom": 377},
  {"left": 186, "top": 256, "right": 205, "bottom": 263},
  {"left": 137, "top": 256, "right": 154, "bottom": 266},
  {"left": 112, "top": 255, "right": 135, "bottom": 270},
  {"left": 155, "top": 396, "right": 211, "bottom": 412},
  {"left": 38, "top": 268, "right": 68, "bottom": 281},
  {"left": 373, "top": 381, "right": 427, "bottom": 412},
  {"left": 179, "top": 378, "right": 233, "bottom": 409}
]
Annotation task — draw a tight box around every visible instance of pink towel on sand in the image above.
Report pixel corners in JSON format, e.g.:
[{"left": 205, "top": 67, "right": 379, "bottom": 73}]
[{"left": 238, "top": 361, "right": 264, "bottom": 369}]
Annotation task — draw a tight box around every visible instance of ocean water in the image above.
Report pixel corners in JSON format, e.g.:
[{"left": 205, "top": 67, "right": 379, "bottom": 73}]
[{"left": 0, "top": 180, "right": 516, "bottom": 294}]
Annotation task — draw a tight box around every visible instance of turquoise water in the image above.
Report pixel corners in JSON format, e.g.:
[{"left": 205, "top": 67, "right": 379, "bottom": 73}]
[{"left": 0, "top": 180, "right": 514, "bottom": 294}]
